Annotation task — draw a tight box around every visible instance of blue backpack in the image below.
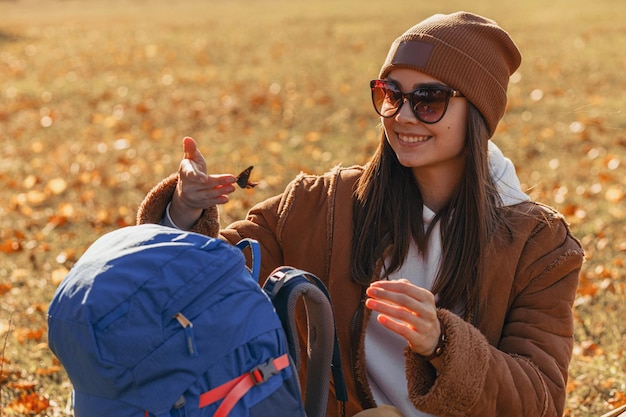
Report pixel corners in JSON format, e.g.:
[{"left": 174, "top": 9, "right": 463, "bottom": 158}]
[{"left": 47, "top": 224, "right": 346, "bottom": 417}]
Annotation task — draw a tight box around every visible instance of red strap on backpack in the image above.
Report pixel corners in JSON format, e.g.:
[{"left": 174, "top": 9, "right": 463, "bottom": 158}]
[{"left": 199, "top": 354, "right": 290, "bottom": 417}]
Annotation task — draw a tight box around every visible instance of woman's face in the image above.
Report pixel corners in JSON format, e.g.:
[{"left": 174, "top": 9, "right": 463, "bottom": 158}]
[{"left": 381, "top": 68, "right": 468, "bottom": 183}]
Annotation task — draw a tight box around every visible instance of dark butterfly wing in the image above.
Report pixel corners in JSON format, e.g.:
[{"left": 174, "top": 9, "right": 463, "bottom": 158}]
[{"left": 236, "top": 166, "right": 258, "bottom": 189}]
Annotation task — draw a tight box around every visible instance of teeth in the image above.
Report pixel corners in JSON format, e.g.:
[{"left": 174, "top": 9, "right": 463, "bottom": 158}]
[{"left": 398, "top": 134, "right": 430, "bottom": 143}]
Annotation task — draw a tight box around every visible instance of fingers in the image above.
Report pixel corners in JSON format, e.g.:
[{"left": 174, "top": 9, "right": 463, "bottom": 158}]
[
  {"left": 183, "top": 136, "right": 197, "bottom": 159},
  {"left": 179, "top": 137, "right": 207, "bottom": 177},
  {"left": 178, "top": 136, "right": 235, "bottom": 189},
  {"left": 176, "top": 174, "right": 236, "bottom": 209},
  {"left": 365, "top": 279, "right": 440, "bottom": 356},
  {"left": 199, "top": 174, "right": 237, "bottom": 205},
  {"left": 182, "top": 136, "right": 207, "bottom": 166},
  {"left": 367, "top": 279, "right": 436, "bottom": 318}
]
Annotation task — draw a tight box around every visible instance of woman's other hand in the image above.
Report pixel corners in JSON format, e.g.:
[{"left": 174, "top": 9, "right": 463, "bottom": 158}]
[{"left": 365, "top": 279, "right": 442, "bottom": 365}]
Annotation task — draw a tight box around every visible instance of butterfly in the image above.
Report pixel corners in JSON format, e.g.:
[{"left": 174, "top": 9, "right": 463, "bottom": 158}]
[{"left": 236, "top": 166, "right": 258, "bottom": 189}]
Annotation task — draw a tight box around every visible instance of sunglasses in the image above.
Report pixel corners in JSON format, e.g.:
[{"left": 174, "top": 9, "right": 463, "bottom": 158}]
[{"left": 370, "top": 79, "right": 464, "bottom": 124}]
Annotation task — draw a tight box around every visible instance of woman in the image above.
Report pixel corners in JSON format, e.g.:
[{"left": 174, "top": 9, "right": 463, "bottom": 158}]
[{"left": 137, "top": 12, "right": 583, "bottom": 417}]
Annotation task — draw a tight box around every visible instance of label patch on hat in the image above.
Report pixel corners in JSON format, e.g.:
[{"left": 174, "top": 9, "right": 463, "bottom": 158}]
[{"left": 392, "top": 41, "right": 433, "bottom": 68}]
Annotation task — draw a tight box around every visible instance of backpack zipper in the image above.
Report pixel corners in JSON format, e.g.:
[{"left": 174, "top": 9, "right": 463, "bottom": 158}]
[
  {"left": 163, "top": 259, "right": 244, "bottom": 357},
  {"left": 174, "top": 312, "right": 198, "bottom": 357}
]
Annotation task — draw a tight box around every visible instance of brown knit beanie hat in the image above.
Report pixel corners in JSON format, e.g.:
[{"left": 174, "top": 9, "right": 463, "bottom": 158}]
[{"left": 379, "top": 12, "right": 521, "bottom": 137}]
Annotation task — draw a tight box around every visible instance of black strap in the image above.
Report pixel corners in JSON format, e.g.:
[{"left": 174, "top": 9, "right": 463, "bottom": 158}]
[{"left": 263, "top": 267, "right": 348, "bottom": 417}]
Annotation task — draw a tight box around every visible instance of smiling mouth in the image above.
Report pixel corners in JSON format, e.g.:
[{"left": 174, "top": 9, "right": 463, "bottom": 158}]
[{"left": 398, "top": 134, "right": 431, "bottom": 144}]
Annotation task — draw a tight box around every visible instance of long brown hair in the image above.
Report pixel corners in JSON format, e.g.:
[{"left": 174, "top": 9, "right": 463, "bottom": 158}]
[{"left": 351, "top": 104, "right": 503, "bottom": 319}]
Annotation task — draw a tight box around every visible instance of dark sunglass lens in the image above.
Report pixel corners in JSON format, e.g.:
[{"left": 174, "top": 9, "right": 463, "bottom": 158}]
[
  {"left": 372, "top": 81, "right": 401, "bottom": 117},
  {"left": 411, "top": 89, "right": 449, "bottom": 123}
]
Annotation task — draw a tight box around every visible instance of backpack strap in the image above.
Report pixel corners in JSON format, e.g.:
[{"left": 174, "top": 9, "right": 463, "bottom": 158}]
[
  {"left": 263, "top": 267, "right": 348, "bottom": 417},
  {"left": 234, "top": 239, "right": 261, "bottom": 282},
  {"left": 197, "top": 353, "right": 290, "bottom": 417}
]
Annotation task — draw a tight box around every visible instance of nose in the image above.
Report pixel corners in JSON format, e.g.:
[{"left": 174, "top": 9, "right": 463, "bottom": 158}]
[{"left": 395, "top": 97, "right": 419, "bottom": 124}]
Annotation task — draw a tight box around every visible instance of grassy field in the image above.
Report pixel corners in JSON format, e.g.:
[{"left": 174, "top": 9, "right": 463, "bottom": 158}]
[{"left": 1, "top": 0, "right": 624, "bottom": 415}]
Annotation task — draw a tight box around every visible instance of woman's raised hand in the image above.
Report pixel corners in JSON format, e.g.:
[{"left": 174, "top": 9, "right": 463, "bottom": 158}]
[{"left": 169, "top": 137, "right": 236, "bottom": 230}]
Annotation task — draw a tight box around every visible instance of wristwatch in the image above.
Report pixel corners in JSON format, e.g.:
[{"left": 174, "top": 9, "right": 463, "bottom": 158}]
[{"left": 416, "top": 319, "right": 447, "bottom": 361}]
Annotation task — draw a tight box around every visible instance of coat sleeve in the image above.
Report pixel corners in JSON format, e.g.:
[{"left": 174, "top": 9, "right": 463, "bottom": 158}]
[
  {"left": 404, "top": 210, "right": 583, "bottom": 417},
  {"left": 135, "top": 173, "right": 220, "bottom": 237}
]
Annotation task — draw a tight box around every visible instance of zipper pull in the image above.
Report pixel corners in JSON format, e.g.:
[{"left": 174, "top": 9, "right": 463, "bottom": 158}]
[{"left": 174, "top": 312, "right": 198, "bottom": 357}]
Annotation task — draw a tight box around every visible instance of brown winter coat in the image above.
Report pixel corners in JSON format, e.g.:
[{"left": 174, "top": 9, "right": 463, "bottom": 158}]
[{"left": 137, "top": 166, "right": 583, "bottom": 417}]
